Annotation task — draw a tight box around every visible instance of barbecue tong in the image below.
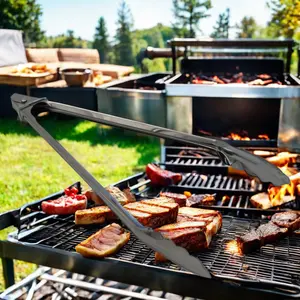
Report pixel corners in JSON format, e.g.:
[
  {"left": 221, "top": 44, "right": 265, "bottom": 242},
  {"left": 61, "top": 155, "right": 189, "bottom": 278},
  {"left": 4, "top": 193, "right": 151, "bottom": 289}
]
[{"left": 11, "top": 94, "right": 290, "bottom": 280}]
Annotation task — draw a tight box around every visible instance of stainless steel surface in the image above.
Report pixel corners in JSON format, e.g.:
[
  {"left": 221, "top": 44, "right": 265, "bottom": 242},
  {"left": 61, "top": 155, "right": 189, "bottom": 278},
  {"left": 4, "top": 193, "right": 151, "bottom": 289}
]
[
  {"left": 97, "top": 75, "right": 167, "bottom": 128},
  {"left": 165, "top": 83, "right": 300, "bottom": 99},
  {"left": 97, "top": 88, "right": 167, "bottom": 127},
  {"left": 166, "top": 96, "right": 192, "bottom": 134},
  {"left": 278, "top": 97, "right": 300, "bottom": 152}
]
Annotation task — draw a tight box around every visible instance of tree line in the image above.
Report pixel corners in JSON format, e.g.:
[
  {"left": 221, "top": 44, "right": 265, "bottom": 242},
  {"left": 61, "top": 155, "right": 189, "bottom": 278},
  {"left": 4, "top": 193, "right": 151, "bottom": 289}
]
[{"left": 0, "top": 0, "right": 299, "bottom": 72}]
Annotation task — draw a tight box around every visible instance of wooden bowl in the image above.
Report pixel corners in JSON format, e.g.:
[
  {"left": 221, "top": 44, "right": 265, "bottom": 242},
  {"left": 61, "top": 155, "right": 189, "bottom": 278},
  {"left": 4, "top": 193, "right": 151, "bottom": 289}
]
[{"left": 60, "top": 68, "right": 92, "bottom": 87}]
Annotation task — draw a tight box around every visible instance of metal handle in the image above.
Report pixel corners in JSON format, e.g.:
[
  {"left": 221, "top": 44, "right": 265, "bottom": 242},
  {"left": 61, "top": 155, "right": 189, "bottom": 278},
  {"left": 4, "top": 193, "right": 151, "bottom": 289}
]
[
  {"left": 11, "top": 93, "right": 214, "bottom": 279},
  {"left": 9, "top": 93, "right": 290, "bottom": 279}
]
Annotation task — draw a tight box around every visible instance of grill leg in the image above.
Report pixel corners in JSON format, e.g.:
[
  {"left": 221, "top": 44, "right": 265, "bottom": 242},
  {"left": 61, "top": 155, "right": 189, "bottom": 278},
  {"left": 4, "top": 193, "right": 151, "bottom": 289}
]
[{"left": 2, "top": 258, "right": 15, "bottom": 288}]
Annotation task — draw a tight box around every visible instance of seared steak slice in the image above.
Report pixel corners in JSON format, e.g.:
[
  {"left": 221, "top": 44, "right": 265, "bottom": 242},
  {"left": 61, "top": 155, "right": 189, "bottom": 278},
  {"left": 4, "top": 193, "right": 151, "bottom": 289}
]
[
  {"left": 155, "top": 221, "right": 208, "bottom": 261},
  {"left": 186, "top": 194, "right": 216, "bottom": 207},
  {"left": 236, "top": 230, "right": 261, "bottom": 254},
  {"left": 256, "top": 222, "right": 288, "bottom": 245},
  {"left": 159, "top": 192, "right": 187, "bottom": 207},
  {"left": 75, "top": 223, "right": 130, "bottom": 258},
  {"left": 271, "top": 211, "right": 300, "bottom": 232},
  {"left": 177, "top": 207, "right": 222, "bottom": 235},
  {"left": 124, "top": 200, "right": 178, "bottom": 228}
]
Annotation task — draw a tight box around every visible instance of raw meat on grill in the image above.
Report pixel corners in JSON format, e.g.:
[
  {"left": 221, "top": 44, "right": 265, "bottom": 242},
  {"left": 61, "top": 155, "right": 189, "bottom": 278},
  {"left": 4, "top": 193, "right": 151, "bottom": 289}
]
[
  {"left": 84, "top": 186, "right": 136, "bottom": 206},
  {"left": 271, "top": 211, "right": 300, "bottom": 232},
  {"left": 75, "top": 197, "right": 179, "bottom": 228},
  {"left": 146, "top": 163, "right": 182, "bottom": 186},
  {"left": 159, "top": 192, "right": 187, "bottom": 207},
  {"left": 186, "top": 194, "right": 216, "bottom": 207},
  {"left": 42, "top": 187, "right": 87, "bottom": 215},
  {"left": 75, "top": 223, "right": 130, "bottom": 258}
]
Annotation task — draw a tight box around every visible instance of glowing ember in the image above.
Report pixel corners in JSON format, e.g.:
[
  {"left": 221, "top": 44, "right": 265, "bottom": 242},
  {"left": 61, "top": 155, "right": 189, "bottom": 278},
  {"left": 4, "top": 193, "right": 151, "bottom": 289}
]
[
  {"left": 227, "top": 133, "right": 250, "bottom": 141},
  {"left": 226, "top": 132, "right": 269, "bottom": 141},
  {"left": 225, "top": 240, "right": 242, "bottom": 256},
  {"left": 258, "top": 134, "right": 269, "bottom": 140}
]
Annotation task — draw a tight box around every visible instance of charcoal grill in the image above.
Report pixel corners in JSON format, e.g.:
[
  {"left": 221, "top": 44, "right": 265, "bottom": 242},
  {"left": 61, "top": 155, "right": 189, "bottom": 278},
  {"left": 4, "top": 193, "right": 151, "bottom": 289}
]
[
  {"left": 161, "top": 38, "right": 300, "bottom": 152},
  {"left": 0, "top": 95, "right": 297, "bottom": 299},
  {"left": 1, "top": 179, "right": 300, "bottom": 300}
]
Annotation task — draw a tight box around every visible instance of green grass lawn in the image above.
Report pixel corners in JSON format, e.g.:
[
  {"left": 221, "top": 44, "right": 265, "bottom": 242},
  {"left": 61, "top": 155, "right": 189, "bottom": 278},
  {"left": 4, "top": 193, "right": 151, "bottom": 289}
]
[{"left": 0, "top": 116, "right": 160, "bottom": 291}]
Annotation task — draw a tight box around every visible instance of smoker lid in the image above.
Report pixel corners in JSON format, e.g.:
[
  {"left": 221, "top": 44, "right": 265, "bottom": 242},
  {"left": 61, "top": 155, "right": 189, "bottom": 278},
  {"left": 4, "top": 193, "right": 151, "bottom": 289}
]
[{"left": 0, "top": 29, "right": 27, "bottom": 67}]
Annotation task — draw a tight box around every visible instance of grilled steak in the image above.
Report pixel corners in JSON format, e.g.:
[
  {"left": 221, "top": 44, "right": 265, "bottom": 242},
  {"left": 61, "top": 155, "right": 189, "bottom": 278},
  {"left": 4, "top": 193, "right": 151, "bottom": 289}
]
[
  {"left": 237, "top": 218, "right": 289, "bottom": 254},
  {"left": 146, "top": 164, "right": 182, "bottom": 186},
  {"left": 257, "top": 223, "right": 288, "bottom": 245},
  {"left": 75, "top": 198, "right": 178, "bottom": 228},
  {"left": 177, "top": 207, "right": 222, "bottom": 236},
  {"left": 186, "top": 194, "right": 216, "bottom": 207},
  {"left": 155, "top": 208, "right": 222, "bottom": 261},
  {"left": 236, "top": 230, "right": 261, "bottom": 254},
  {"left": 84, "top": 186, "right": 136, "bottom": 206},
  {"left": 75, "top": 206, "right": 113, "bottom": 225},
  {"left": 159, "top": 192, "right": 187, "bottom": 207},
  {"left": 75, "top": 223, "right": 130, "bottom": 258},
  {"left": 124, "top": 200, "right": 178, "bottom": 228},
  {"left": 155, "top": 221, "right": 208, "bottom": 262},
  {"left": 271, "top": 211, "right": 300, "bottom": 232}
]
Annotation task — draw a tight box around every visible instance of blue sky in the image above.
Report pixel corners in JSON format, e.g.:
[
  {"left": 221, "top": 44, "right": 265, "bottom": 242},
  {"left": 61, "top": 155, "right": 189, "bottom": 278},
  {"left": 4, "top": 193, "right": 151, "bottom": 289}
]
[{"left": 38, "top": 0, "right": 272, "bottom": 40}]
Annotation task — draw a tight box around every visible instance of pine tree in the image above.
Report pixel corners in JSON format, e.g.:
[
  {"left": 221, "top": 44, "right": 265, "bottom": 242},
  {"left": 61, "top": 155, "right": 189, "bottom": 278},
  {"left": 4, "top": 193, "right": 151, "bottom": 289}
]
[
  {"left": 114, "top": 0, "right": 134, "bottom": 66},
  {"left": 211, "top": 8, "right": 230, "bottom": 38},
  {"left": 236, "top": 17, "right": 258, "bottom": 38},
  {"left": 172, "top": 0, "right": 212, "bottom": 38},
  {"left": 93, "top": 17, "right": 110, "bottom": 63}
]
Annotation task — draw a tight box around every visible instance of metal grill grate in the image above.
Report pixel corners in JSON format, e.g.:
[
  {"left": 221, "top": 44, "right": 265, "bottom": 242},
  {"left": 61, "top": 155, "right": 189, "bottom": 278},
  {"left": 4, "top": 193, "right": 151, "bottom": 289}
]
[{"left": 10, "top": 213, "right": 300, "bottom": 289}]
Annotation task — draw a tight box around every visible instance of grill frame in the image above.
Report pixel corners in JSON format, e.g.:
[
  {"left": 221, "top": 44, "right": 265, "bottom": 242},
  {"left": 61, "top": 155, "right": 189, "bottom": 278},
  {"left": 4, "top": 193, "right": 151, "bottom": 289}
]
[
  {"left": 1, "top": 175, "right": 300, "bottom": 299},
  {"left": 0, "top": 188, "right": 300, "bottom": 299}
]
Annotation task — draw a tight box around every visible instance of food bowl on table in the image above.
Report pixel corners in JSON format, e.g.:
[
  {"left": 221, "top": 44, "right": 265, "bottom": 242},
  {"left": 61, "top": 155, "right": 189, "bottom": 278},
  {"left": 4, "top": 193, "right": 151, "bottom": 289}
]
[{"left": 60, "top": 68, "right": 92, "bottom": 87}]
